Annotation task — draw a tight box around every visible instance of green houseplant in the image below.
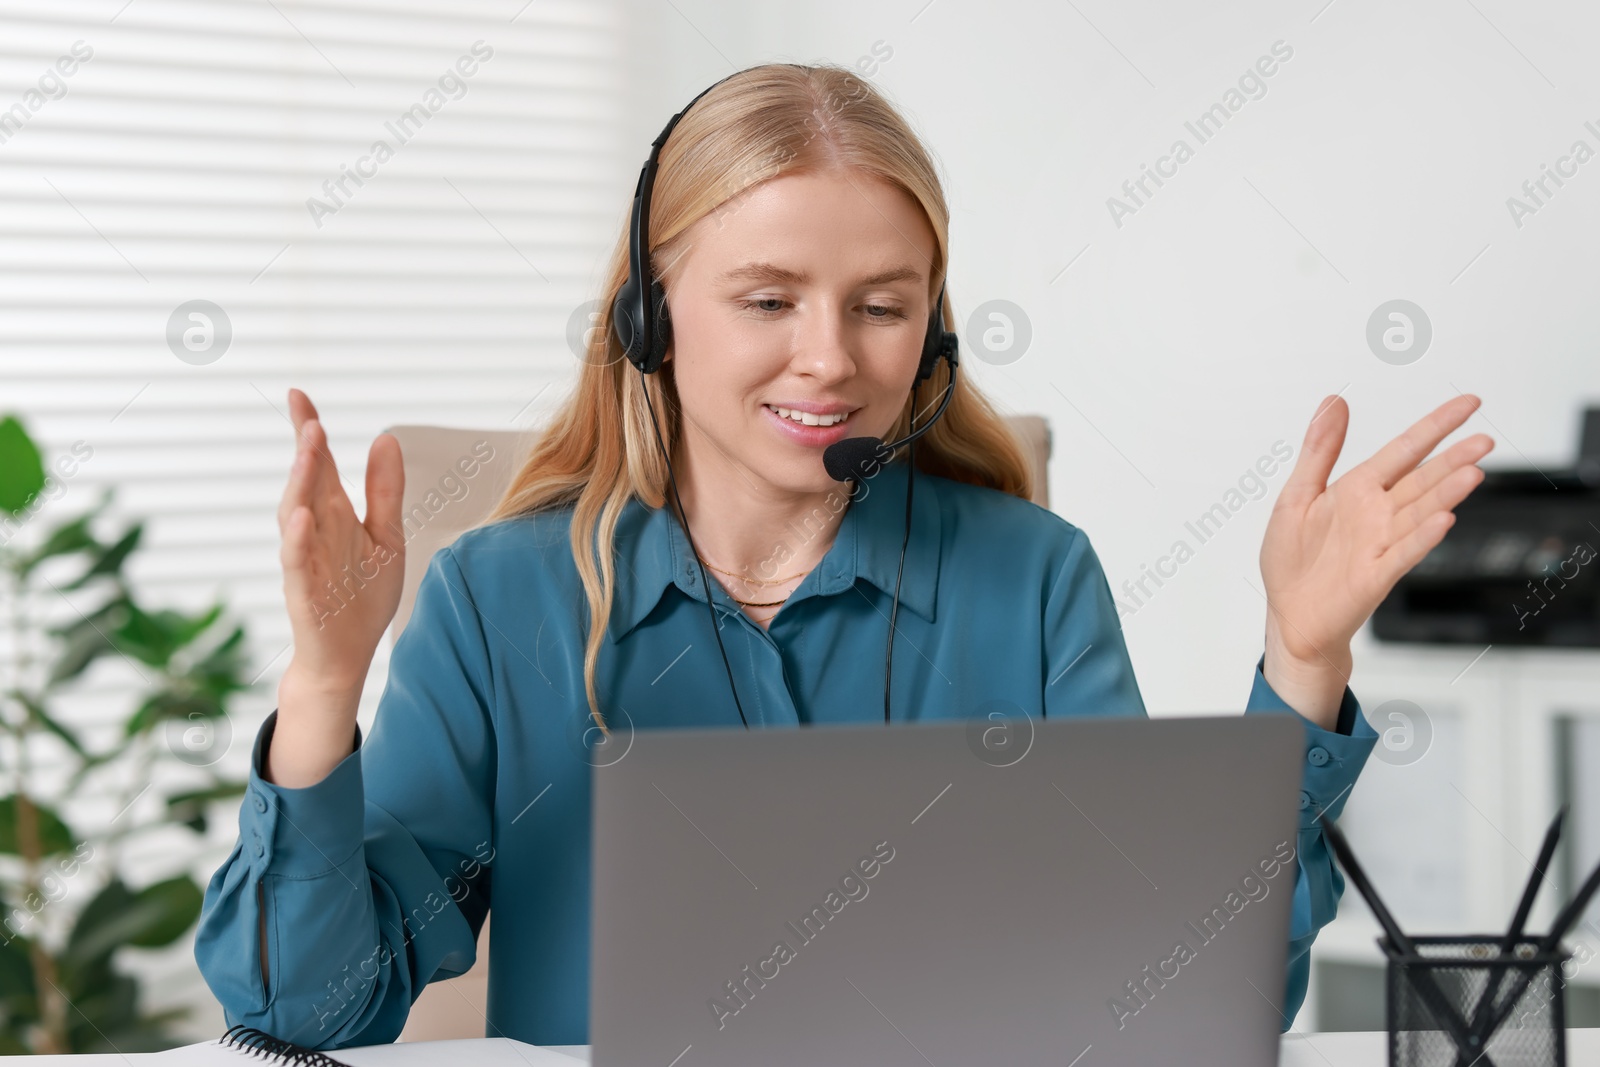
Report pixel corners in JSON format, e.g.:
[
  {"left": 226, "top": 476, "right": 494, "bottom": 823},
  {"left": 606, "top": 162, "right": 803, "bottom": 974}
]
[{"left": 0, "top": 413, "right": 254, "bottom": 1053}]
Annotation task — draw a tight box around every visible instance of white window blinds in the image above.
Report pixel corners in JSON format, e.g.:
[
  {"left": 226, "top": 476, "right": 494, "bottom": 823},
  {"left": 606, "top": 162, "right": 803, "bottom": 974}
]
[
  {"left": 1, "top": 0, "right": 626, "bottom": 1034},
  {"left": 2, "top": 0, "right": 625, "bottom": 700}
]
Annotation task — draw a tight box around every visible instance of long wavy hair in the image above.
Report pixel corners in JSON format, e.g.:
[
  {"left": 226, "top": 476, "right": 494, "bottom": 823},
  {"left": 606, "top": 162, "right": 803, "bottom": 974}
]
[{"left": 483, "top": 62, "right": 1033, "bottom": 732}]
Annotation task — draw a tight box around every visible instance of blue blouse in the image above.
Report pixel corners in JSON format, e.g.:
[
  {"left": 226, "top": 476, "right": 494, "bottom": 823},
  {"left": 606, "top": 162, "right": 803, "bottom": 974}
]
[{"left": 195, "top": 458, "right": 1378, "bottom": 1049}]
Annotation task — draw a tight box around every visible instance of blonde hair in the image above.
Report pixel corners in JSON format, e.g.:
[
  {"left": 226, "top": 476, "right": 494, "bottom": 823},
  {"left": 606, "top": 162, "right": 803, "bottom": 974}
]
[{"left": 483, "top": 63, "right": 1033, "bottom": 732}]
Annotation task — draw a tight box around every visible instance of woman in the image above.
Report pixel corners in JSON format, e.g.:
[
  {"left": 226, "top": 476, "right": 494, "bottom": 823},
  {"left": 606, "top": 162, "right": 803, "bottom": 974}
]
[{"left": 195, "top": 63, "right": 1492, "bottom": 1049}]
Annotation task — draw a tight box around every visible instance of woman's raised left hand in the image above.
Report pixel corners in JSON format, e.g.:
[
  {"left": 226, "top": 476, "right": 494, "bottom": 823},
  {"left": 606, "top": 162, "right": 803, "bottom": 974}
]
[{"left": 1257, "top": 393, "right": 1495, "bottom": 729}]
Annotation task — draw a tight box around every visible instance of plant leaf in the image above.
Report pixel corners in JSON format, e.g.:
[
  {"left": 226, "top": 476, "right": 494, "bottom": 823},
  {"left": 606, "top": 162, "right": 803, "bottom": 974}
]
[
  {"left": 124, "top": 689, "right": 222, "bottom": 739},
  {"left": 169, "top": 602, "right": 224, "bottom": 651},
  {"left": 7, "top": 689, "right": 90, "bottom": 761},
  {"left": 17, "top": 508, "right": 103, "bottom": 580},
  {"left": 165, "top": 780, "right": 248, "bottom": 807},
  {"left": 189, "top": 624, "right": 252, "bottom": 699},
  {"left": 43, "top": 592, "right": 122, "bottom": 642},
  {"left": 108, "top": 602, "right": 178, "bottom": 668},
  {"left": 63, "top": 748, "right": 118, "bottom": 793},
  {"left": 65, "top": 972, "right": 137, "bottom": 1050},
  {"left": 63, "top": 875, "right": 203, "bottom": 969},
  {"left": 44, "top": 610, "right": 122, "bottom": 687},
  {"left": 0, "top": 795, "right": 77, "bottom": 856},
  {"left": 125, "top": 876, "right": 203, "bottom": 947},
  {"left": 0, "top": 415, "right": 45, "bottom": 517},
  {"left": 62, "top": 879, "right": 134, "bottom": 969},
  {"left": 59, "top": 524, "right": 142, "bottom": 592},
  {"left": 0, "top": 931, "right": 38, "bottom": 1024},
  {"left": 165, "top": 780, "right": 248, "bottom": 833}
]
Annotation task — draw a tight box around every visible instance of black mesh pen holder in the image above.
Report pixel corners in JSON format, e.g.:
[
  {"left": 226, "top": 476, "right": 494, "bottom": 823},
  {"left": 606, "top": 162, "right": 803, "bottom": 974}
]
[{"left": 1385, "top": 935, "right": 1570, "bottom": 1067}]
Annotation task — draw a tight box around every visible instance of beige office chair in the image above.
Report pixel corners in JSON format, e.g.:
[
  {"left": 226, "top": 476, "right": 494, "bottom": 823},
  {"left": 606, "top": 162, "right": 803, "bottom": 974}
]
[{"left": 388, "top": 415, "right": 1052, "bottom": 1040}]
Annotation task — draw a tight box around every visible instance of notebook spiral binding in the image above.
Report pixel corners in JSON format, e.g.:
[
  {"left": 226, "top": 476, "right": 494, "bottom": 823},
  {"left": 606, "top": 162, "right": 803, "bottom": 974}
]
[{"left": 219, "top": 1024, "right": 354, "bottom": 1066}]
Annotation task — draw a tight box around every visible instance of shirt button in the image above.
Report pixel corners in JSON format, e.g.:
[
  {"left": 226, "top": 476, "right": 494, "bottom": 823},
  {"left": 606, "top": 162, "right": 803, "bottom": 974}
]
[
  {"left": 1307, "top": 746, "right": 1330, "bottom": 767},
  {"left": 253, "top": 840, "right": 265, "bottom": 858},
  {"left": 252, "top": 793, "right": 268, "bottom": 813},
  {"left": 1298, "top": 791, "right": 1312, "bottom": 811}
]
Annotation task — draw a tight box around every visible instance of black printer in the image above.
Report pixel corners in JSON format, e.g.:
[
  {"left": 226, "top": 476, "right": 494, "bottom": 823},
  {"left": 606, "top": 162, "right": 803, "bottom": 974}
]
[{"left": 1371, "top": 407, "right": 1600, "bottom": 647}]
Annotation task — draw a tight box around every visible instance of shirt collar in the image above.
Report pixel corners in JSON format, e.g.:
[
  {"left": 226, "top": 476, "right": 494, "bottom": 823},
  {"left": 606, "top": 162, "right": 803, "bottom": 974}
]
[{"left": 608, "top": 460, "right": 942, "bottom": 642}]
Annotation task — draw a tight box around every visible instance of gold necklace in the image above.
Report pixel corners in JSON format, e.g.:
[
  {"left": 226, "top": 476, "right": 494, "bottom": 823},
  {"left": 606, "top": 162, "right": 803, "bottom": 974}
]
[
  {"left": 697, "top": 560, "right": 803, "bottom": 607},
  {"left": 715, "top": 574, "right": 799, "bottom": 607},
  {"left": 695, "top": 554, "right": 809, "bottom": 587},
  {"left": 742, "top": 594, "right": 786, "bottom": 621}
]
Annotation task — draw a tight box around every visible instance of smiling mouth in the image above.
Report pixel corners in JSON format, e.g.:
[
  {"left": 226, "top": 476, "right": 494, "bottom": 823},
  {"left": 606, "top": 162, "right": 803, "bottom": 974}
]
[{"left": 763, "top": 404, "right": 855, "bottom": 427}]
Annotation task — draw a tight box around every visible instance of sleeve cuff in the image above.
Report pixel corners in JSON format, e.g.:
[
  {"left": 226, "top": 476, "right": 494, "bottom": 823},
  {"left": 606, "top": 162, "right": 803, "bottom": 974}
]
[
  {"left": 238, "top": 709, "right": 366, "bottom": 878},
  {"left": 1245, "top": 655, "right": 1379, "bottom": 829}
]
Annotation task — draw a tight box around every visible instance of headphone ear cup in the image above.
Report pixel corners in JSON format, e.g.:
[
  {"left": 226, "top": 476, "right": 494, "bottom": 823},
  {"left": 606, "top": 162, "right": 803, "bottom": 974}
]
[
  {"left": 917, "top": 285, "right": 956, "bottom": 382},
  {"left": 917, "top": 312, "right": 951, "bottom": 381},
  {"left": 612, "top": 278, "right": 643, "bottom": 370},
  {"left": 645, "top": 277, "right": 672, "bottom": 373},
  {"left": 916, "top": 330, "right": 958, "bottom": 382}
]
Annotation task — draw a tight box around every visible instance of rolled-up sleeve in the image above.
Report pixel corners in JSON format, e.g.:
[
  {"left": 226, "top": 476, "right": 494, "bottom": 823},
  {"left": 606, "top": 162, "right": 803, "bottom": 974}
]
[
  {"left": 1245, "top": 655, "right": 1379, "bottom": 1030},
  {"left": 194, "top": 545, "right": 498, "bottom": 1049}
]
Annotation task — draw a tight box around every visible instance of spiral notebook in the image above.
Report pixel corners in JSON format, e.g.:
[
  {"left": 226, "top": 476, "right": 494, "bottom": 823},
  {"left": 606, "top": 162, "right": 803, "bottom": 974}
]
[{"left": 213, "top": 1025, "right": 357, "bottom": 1064}]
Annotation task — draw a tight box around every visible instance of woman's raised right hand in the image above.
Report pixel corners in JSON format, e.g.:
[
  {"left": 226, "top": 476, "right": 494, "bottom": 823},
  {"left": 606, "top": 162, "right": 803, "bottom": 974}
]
[{"left": 268, "top": 388, "right": 406, "bottom": 785}]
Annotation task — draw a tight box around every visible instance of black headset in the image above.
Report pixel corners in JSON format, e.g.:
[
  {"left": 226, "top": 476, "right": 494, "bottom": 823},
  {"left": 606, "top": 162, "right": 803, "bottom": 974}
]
[{"left": 612, "top": 65, "right": 959, "bottom": 726}]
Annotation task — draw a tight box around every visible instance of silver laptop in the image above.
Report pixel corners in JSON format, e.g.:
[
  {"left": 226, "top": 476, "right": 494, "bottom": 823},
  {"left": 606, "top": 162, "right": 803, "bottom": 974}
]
[{"left": 591, "top": 713, "right": 1304, "bottom": 1066}]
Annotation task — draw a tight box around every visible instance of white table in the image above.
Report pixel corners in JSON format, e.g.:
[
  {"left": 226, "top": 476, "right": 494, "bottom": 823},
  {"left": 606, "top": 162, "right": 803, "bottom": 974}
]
[
  {"left": 12, "top": 1030, "right": 1600, "bottom": 1063},
  {"left": 1279, "top": 1028, "right": 1600, "bottom": 1065}
]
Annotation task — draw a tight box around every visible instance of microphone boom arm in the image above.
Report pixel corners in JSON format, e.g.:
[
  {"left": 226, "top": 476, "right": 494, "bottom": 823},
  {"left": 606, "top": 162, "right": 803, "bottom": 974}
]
[{"left": 824, "top": 353, "right": 959, "bottom": 484}]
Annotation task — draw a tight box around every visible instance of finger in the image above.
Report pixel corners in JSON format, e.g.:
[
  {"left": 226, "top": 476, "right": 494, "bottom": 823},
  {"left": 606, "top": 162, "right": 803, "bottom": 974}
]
[
  {"left": 301, "top": 415, "right": 354, "bottom": 513},
  {"left": 1389, "top": 433, "right": 1494, "bottom": 512},
  {"left": 287, "top": 387, "right": 318, "bottom": 466},
  {"left": 1362, "top": 394, "right": 1481, "bottom": 490},
  {"left": 1392, "top": 463, "right": 1485, "bottom": 543},
  {"left": 287, "top": 388, "right": 327, "bottom": 497},
  {"left": 276, "top": 436, "right": 317, "bottom": 535},
  {"left": 1379, "top": 509, "right": 1456, "bottom": 588},
  {"left": 287, "top": 386, "right": 320, "bottom": 437},
  {"left": 1277, "top": 394, "right": 1348, "bottom": 511},
  {"left": 364, "top": 432, "right": 407, "bottom": 551},
  {"left": 287, "top": 387, "right": 343, "bottom": 493},
  {"left": 280, "top": 502, "right": 320, "bottom": 614},
  {"left": 294, "top": 416, "right": 332, "bottom": 511}
]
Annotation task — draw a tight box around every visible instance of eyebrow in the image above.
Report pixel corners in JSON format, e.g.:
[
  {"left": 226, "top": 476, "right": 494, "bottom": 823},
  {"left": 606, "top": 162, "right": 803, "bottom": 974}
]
[{"left": 715, "top": 262, "right": 924, "bottom": 288}]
